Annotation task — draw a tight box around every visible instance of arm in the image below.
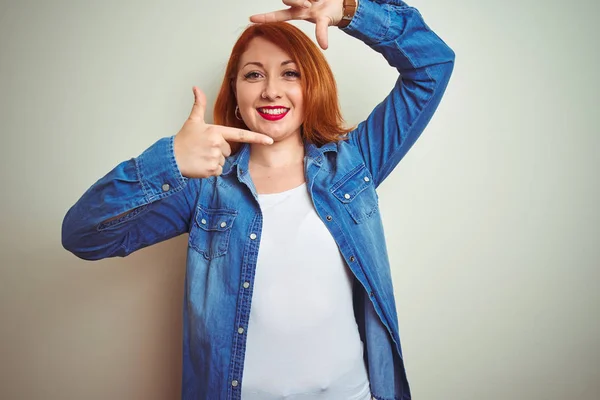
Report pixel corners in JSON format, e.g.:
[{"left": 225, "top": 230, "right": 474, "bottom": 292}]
[
  {"left": 62, "top": 87, "right": 272, "bottom": 261},
  {"left": 344, "top": 0, "right": 456, "bottom": 187},
  {"left": 61, "top": 136, "right": 199, "bottom": 260}
]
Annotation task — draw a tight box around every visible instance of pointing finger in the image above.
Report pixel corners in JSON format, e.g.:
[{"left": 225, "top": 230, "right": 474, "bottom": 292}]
[
  {"left": 220, "top": 126, "right": 274, "bottom": 145},
  {"left": 250, "top": 8, "right": 303, "bottom": 23}
]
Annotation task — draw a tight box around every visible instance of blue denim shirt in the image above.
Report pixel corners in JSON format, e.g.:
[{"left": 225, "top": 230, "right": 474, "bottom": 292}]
[{"left": 62, "top": 1, "right": 455, "bottom": 399}]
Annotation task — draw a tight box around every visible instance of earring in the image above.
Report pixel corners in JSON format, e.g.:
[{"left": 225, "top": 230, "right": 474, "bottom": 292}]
[{"left": 235, "top": 105, "right": 242, "bottom": 120}]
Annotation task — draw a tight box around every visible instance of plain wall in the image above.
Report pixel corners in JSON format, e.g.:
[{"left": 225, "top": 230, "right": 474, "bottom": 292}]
[{"left": 1, "top": 0, "right": 598, "bottom": 399}]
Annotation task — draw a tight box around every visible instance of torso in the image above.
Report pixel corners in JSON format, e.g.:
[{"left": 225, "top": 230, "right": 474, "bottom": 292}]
[
  {"left": 241, "top": 182, "right": 371, "bottom": 400},
  {"left": 242, "top": 148, "right": 371, "bottom": 399}
]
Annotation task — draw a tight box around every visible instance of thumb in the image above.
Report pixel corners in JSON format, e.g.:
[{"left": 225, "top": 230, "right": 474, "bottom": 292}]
[
  {"left": 315, "top": 17, "right": 330, "bottom": 50},
  {"left": 189, "top": 86, "right": 207, "bottom": 121}
]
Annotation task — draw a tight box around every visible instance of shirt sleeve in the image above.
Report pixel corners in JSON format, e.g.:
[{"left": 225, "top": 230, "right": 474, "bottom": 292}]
[
  {"left": 61, "top": 136, "right": 200, "bottom": 260},
  {"left": 341, "top": 0, "right": 456, "bottom": 187}
]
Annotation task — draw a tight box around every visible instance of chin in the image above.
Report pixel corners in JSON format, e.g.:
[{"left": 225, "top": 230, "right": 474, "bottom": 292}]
[
  {"left": 262, "top": 126, "right": 301, "bottom": 139},
  {"left": 255, "top": 127, "right": 284, "bottom": 138}
]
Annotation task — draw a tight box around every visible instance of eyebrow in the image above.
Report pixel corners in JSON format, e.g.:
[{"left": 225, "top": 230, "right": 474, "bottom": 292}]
[{"left": 242, "top": 60, "right": 296, "bottom": 69}]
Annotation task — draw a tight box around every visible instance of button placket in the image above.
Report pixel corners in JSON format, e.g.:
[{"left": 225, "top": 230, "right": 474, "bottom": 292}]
[{"left": 229, "top": 213, "right": 262, "bottom": 396}]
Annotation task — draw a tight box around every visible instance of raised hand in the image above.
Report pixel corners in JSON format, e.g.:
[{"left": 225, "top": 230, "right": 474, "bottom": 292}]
[
  {"left": 249, "top": 0, "right": 345, "bottom": 50},
  {"left": 174, "top": 87, "right": 273, "bottom": 179}
]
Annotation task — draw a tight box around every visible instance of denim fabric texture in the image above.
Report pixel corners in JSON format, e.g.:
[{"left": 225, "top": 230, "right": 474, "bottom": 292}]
[{"left": 62, "top": 1, "right": 455, "bottom": 399}]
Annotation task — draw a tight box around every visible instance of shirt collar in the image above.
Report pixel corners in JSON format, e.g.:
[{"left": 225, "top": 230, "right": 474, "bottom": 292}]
[{"left": 221, "top": 140, "right": 339, "bottom": 179}]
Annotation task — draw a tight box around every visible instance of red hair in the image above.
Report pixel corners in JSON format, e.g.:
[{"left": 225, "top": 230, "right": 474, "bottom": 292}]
[{"left": 213, "top": 22, "right": 351, "bottom": 149}]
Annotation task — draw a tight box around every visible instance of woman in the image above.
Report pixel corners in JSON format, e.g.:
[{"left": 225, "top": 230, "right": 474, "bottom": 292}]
[{"left": 62, "top": 0, "right": 455, "bottom": 399}]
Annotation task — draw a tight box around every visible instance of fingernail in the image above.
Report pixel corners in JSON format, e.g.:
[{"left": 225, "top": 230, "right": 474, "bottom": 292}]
[
  {"left": 303, "top": 1, "right": 311, "bottom": 7},
  {"left": 264, "top": 138, "right": 274, "bottom": 145}
]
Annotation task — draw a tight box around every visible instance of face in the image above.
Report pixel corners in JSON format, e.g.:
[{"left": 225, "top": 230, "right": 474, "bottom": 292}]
[{"left": 235, "top": 37, "right": 304, "bottom": 142}]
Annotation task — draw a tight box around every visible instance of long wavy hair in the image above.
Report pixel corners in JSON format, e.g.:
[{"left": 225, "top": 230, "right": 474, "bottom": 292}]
[{"left": 213, "top": 22, "right": 351, "bottom": 150}]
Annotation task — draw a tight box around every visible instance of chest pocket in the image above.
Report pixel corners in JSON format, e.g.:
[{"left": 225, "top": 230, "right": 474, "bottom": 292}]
[
  {"left": 331, "top": 164, "right": 379, "bottom": 224},
  {"left": 189, "top": 206, "right": 237, "bottom": 260}
]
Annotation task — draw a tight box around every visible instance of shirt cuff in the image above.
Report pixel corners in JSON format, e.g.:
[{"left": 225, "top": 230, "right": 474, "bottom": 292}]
[
  {"left": 340, "top": 0, "right": 390, "bottom": 44},
  {"left": 134, "top": 136, "right": 188, "bottom": 203}
]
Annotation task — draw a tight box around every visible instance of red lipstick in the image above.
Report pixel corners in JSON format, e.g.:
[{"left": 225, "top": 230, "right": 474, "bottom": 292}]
[{"left": 257, "top": 106, "right": 289, "bottom": 121}]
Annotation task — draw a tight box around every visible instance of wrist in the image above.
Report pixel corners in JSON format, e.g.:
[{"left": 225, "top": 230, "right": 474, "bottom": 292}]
[{"left": 337, "top": 0, "right": 358, "bottom": 28}]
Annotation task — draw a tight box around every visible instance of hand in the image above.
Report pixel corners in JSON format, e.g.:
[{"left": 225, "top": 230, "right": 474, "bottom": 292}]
[
  {"left": 250, "top": 0, "right": 344, "bottom": 50},
  {"left": 174, "top": 87, "right": 273, "bottom": 179}
]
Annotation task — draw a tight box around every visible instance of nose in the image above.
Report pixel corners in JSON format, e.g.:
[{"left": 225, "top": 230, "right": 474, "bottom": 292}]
[{"left": 262, "top": 76, "right": 282, "bottom": 101}]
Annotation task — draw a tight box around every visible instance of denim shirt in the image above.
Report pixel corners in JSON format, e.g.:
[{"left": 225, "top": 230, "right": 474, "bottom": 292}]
[{"left": 62, "top": 1, "right": 455, "bottom": 399}]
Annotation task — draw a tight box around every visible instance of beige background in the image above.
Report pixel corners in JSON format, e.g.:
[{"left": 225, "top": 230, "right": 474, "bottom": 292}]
[{"left": 1, "top": 0, "right": 598, "bottom": 399}]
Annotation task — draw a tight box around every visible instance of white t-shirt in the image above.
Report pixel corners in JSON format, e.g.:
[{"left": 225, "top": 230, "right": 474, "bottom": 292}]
[{"left": 241, "top": 183, "right": 371, "bottom": 400}]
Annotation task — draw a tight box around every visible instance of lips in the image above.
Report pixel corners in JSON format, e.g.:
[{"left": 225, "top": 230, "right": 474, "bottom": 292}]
[{"left": 257, "top": 107, "right": 289, "bottom": 121}]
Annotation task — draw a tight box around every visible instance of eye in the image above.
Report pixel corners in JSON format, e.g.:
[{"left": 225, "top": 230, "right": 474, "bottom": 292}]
[
  {"left": 283, "top": 70, "right": 301, "bottom": 79},
  {"left": 244, "top": 71, "right": 263, "bottom": 80}
]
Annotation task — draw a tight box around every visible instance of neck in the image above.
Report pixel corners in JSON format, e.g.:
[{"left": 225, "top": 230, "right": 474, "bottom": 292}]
[{"left": 249, "top": 132, "right": 304, "bottom": 168}]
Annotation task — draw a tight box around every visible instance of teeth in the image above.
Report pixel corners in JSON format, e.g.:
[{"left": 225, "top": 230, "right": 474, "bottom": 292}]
[{"left": 259, "top": 108, "right": 288, "bottom": 115}]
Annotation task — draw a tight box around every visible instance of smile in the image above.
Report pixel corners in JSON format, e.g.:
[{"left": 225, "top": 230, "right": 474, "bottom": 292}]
[{"left": 257, "top": 107, "right": 289, "bottom": 121}]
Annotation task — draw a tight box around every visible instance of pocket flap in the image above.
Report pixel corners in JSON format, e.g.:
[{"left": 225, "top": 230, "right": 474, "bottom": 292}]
[
  {"left": 331, "top": 164, "right": 373, "bottom": 204},
  {"left": 195, "top": 206, "right": 237, "bottom": 232}
]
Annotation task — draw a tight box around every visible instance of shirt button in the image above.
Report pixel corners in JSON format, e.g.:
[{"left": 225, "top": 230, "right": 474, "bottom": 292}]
[
  {"left": 232, "top": 380, "right": 239, "bottom": 387},
  {"left": 220, "top": 222, "right": 227, "bottom": 228},
  {"left": 161, "top": 183, "right": 170, "bottom": 192},
  {"left": 200, "top": 219, "right": 207, "bottom": 225},
  {"left": 250, "top": 233, "right": 257, "bottom": 240},
  {"left": 350, "top": 256, "right": 355, "bottom": 262},
  {"left": 364, "top": 176, "right": 370, "bottom": 182},
  {"left": 243, "top": 282, "right": 250, "bottom": 289},
  {"left": 344, "top": 193, "right": 351, "bottom": 199},
  {"left": 238, "top": 327, "right": 244, "bottom": 334},
  {"left": 326, "top": 215, "right": 332, "bottom": 221}
]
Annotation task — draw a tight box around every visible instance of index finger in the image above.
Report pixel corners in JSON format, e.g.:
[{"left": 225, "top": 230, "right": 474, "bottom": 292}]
[
  {"left": 220, "top": 126, "right": 274, "bottom": 145},
  {"left": 249, "top": 8, "right": 301, "bottom": 23}
]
